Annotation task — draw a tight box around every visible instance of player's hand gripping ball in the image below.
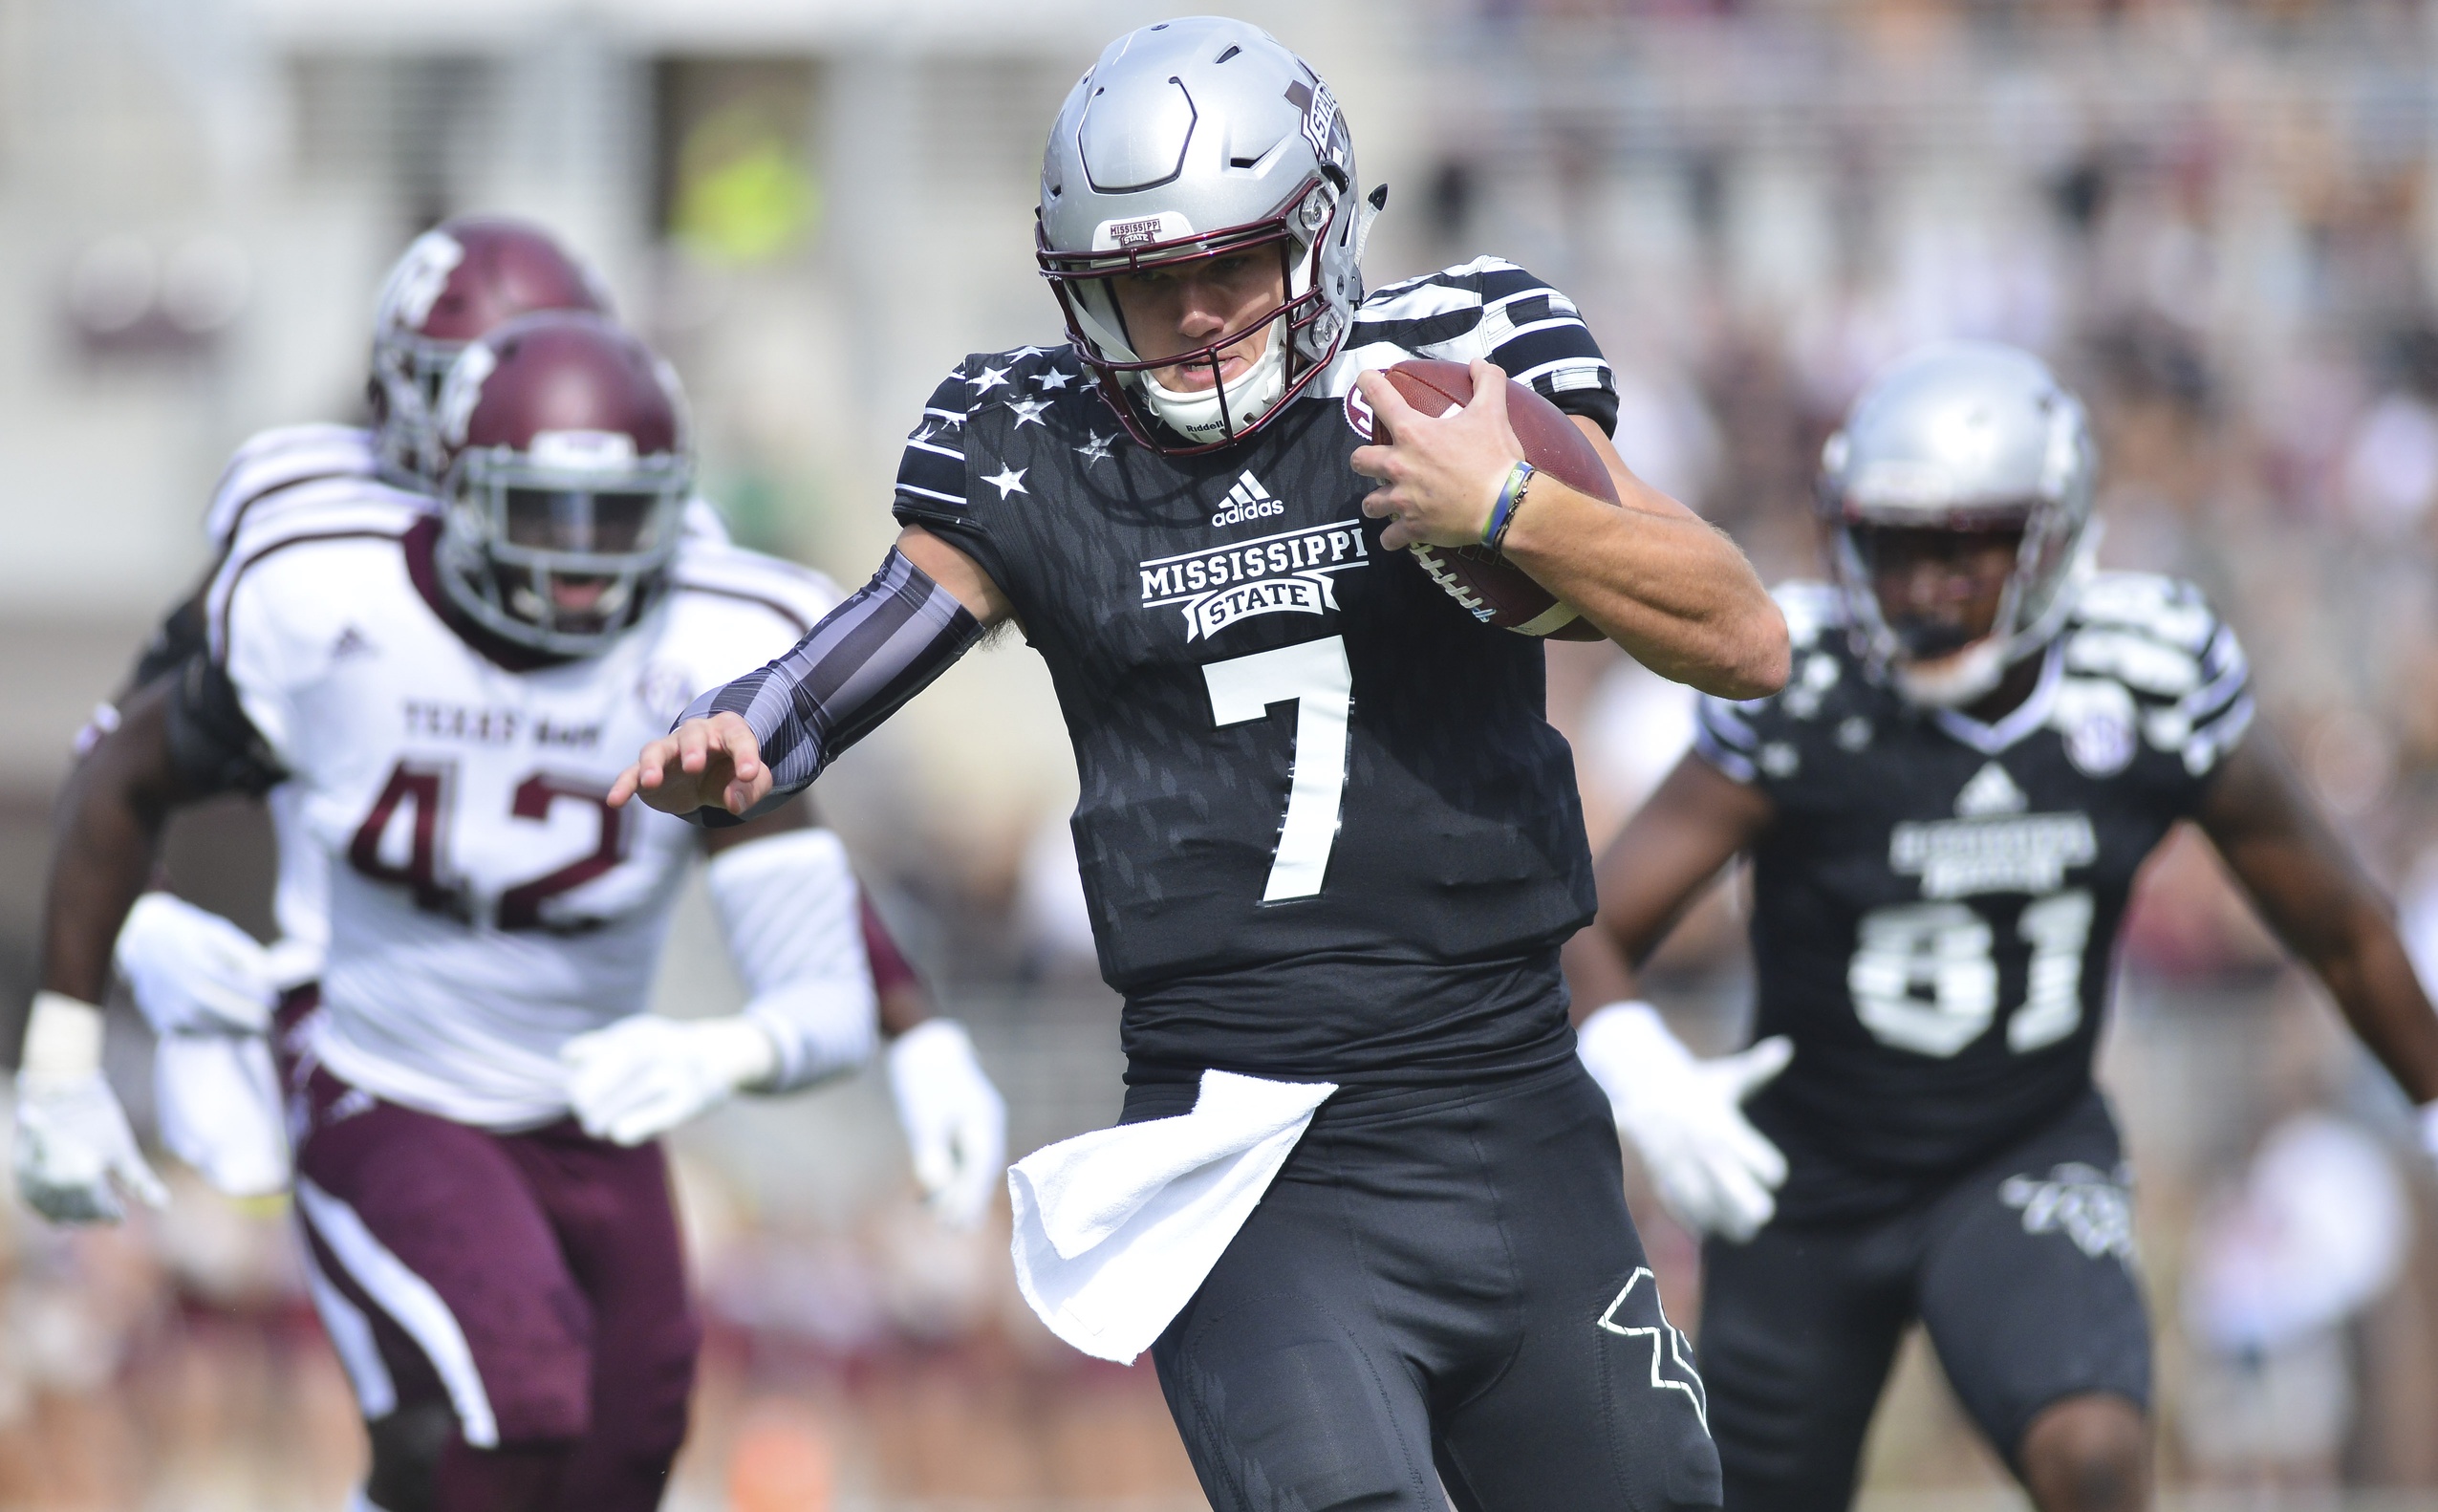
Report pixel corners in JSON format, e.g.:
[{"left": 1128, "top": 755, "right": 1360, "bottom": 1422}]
[{"left": 1354, "top": 358, "right": 1616, "bottom": 640}]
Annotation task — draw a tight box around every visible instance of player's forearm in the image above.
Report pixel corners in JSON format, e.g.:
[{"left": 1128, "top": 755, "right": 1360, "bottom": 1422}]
[
  {"left": 1561, "top": 927, "right": 1641, "bottom": 1026},
  {"left": 2303, "top": 903, "right": 2438, "bottom": 1105},
  {"left": 679, "top": 550, "right": 983, "bottom": 826},
  {"left": 36, "top": 699, "right": 181, "bottom": 1013},
  {"left": 1501, "top": 484, "right": 1788, "bottom": 700}
]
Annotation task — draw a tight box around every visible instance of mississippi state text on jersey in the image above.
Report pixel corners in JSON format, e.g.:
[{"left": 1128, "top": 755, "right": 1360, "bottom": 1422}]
[
  {"left": 1694, "top": 573, "right": 2254, "bottom": 1221},
  {"left": 893, "top": 258, "right": 1615, "bottom": 1086},
  {"left": 204, "top": 480, "right": 842, "bottom": 1127}
]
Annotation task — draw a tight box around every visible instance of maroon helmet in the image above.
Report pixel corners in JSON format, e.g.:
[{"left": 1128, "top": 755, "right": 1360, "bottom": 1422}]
[
  {"left": 430, "top": 312, "right": 691, "bottom": 656},
  {"left": 370, "top": 217, "right": 613, "bottom": 486}
]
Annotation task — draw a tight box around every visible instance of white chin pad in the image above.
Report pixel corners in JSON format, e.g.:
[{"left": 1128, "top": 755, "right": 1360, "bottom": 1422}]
[
  {"left": 1892, "top": 637, "right": 2009, "bottom": 707},
  {"left": 1141, "top": 324, "right": 1287, "bottom": 444}
]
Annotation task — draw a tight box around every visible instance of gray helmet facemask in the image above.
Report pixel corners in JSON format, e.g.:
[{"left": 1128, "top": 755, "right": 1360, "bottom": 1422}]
[
  {"left": 1819, "top": 341, "right": 2098, "bottom": 708},
  {"left": 1037, "top": 17, "right": 1377, "bottom": 454}
]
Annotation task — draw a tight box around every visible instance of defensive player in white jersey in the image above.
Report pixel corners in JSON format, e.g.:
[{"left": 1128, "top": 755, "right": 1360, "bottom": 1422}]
[
  {"left": 21, "top": 313, "right": 1006, "bottom": 1511},
  {"left": 92, "top": 218, "right": 955, "bottom": 1209}
]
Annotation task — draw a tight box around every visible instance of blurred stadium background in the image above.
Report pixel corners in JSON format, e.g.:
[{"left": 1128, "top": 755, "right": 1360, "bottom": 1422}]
[{"left": 5, "top": 0, "right": 2438, "bottom": 1505}]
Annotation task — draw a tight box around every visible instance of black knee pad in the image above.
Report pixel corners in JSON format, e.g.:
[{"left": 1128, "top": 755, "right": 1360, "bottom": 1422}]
[{"left": 363, "top": 1402, "right": 455, "bottom": 1512}]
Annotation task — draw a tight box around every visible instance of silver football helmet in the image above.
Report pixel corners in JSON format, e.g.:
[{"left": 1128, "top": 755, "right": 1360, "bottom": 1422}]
[
  {"left": 1819, "top": 341, "right": 2098, "bottom": 706},
  {"left": 1037, "top": 17, "right": 1376, "bottom": 453}
]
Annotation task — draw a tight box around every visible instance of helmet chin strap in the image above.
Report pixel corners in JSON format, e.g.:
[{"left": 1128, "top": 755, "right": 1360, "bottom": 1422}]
[
  {"left": 1139, "top": 323, "right": 1288, "bottom": 445},
  {"left": 1891, "top": 636, "right": 2011, "bottom": 708}
]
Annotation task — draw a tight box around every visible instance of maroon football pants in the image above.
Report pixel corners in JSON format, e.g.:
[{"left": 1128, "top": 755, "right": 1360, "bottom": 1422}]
[{"left": 286, "top": 1041, "right": 699, "bottom": 1512}]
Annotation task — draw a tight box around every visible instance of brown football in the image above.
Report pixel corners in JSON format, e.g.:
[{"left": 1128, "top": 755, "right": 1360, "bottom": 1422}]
[{"left": 1374, "top": 358, "right": 1614, "bottom": 640}]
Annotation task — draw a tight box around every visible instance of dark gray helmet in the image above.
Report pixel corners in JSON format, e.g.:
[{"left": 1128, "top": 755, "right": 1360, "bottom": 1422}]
[{"left": 1037, "top": 18, "right": 1373, "bottom": 453}]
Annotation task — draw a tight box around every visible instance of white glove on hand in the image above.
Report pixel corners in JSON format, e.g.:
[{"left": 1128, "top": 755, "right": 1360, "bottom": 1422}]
[
  {"left": 115, "top": 893, "right": 275, "bottom": 1037},
  {"left": 886, "top": 1020, "right": 1006, "bottom": 1229},
  {"left": 1578, "top": 1001, "right": 1793, "bottom": 1243},
  {"left": 13, "top": 993, "right": 166, "bottom": 1224},
  {"left": 561, "top": 1014, "right": 779, "bottom": 1147}
]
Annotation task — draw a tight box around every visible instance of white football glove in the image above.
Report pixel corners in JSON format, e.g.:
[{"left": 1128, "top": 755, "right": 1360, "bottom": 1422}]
[
  {"left": 560, "top": 1014, "right": 779, "bottom": 1147},
  {"left": 886, "top": 1020, "right": 1006, "bottom": 1229},
  {"left": 114, "top": 892, "right": 276, "bottom": 1037},
  {"left": 13, "top": 993, "right": 167, "bottom": 1224},
  {"left": 1578, "top": 1001, "right": 1793, "bottom": 1243}
]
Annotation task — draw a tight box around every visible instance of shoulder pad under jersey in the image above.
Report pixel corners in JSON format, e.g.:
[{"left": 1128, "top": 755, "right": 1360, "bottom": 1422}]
[{"left": 204, "top": 423, "right": 383, "bottom": 550}]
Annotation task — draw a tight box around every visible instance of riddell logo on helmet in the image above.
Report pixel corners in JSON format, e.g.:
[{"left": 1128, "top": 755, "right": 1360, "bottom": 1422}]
[{"left": 1212, "top": 471, "right": 1285, "bottom": 527}]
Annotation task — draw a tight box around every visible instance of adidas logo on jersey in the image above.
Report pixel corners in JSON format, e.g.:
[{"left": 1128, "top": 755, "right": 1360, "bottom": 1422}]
[
  {"left": 1211, "top": 470, "right": 1286, "bottom": 529},
  {"left": 332, "top": 626, "right": 376, "bottom": 661},
  {"left": 1954, "top": 762, "right": 2027, "bottom": 817}
]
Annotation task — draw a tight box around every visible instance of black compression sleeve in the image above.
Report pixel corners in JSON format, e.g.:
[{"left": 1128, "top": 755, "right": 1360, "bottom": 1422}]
[{"left": 675, "top": 549, "right": 983, "bottom": 828}]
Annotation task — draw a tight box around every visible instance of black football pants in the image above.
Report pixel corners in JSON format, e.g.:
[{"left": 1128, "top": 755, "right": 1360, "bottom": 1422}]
[
  {"left": 1133, "top": 1059, "right": 1722, "bottom": 1512},
  {"left": 1699, "top": 1091, "right": 2150, "bottom": 1512}
]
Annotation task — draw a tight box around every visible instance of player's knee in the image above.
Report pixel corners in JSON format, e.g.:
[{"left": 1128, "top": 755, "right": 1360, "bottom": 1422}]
[
  {"left": 2019, "top": 1393, "right": 2148, "bottom": 1512},
  {"left": 362, "top": 1401, "right": 455, "bottom": 1512}
]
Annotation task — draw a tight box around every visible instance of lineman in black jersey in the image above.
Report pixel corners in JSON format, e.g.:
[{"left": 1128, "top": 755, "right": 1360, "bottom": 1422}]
[
  {"left": 1566, "top": 342, "right": 2438, "bottom": 1512},
  {"left": 615, "top": 17, "right": 1786, "bottom": 1511}
]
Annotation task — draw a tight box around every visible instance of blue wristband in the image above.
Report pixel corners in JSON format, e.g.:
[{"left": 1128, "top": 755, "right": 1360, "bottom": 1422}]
[{"left": 1481, "top": 461, "right": 1535, "bottom": 551}]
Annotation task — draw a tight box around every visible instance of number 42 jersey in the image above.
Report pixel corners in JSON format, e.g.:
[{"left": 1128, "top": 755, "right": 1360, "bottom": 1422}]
[
  {"left": 1694, "top": 574, "right": 2255, "bottom": 1222},
  {"left": 205, "top": 484, "right": 843, "bottom": 1129}
]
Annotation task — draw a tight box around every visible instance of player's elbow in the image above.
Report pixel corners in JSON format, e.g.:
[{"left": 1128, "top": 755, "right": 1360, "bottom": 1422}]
[{"left": 1687, "top": 597, "right": 1790, "bottom": 702}]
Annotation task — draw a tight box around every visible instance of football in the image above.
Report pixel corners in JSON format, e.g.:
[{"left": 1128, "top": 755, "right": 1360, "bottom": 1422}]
[{"left": 1374, "top": 358, "right": 1616, "bottom": 640}]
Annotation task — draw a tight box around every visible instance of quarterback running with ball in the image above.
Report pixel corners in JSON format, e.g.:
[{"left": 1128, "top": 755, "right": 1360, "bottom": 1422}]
[
  {"left": 22, "top": 312, "right": 1004, "bottom": 1511},
  {"left": 617, "top": 18, "right": 1784, "bottom": 1511},
  {"left": 1567, "top": 342, "right": 2438, "bottom": 1512}
]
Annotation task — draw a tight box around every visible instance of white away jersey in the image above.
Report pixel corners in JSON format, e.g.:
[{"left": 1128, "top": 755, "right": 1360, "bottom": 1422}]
[
  {"left": 192, "top": 423, "right": 736, "bottom": 983},
  {"left": 205, "top": 481, "right": 839, "bottom": 1127}
]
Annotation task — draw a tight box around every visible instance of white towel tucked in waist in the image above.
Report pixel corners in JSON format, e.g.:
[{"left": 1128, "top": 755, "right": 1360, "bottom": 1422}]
[{"left": 1009, "top": 1069, "right": 1335, "bottom": 1364}]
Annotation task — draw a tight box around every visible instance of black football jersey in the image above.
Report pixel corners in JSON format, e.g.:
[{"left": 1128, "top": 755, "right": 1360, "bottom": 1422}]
[
  {"left": 893, "top": 259, "right": 1619, "bottom": 1086},
  {"left": 1694, "top": 574, "right": 2255, "bottom": 1221}
]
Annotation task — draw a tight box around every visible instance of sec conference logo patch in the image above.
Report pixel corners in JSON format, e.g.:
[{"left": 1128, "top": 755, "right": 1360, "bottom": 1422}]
[{"left": 1343, "top": 382, "right": 1375, "bottom": 442}]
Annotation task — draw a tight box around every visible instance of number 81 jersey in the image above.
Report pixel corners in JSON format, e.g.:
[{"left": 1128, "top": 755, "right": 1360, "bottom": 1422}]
[
  {"left": 207, "top": 484, "right": 838, "bottom": 1129},
  {"left": 1694, "top": 573, "right": 2254, "bottom": 1222}
]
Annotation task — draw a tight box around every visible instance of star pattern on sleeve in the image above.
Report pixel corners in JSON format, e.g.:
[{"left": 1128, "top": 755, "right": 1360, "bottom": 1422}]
[
  {"left": 982, "top": 464, "right": 1029, "bottom": 498},
  {"left": 1033, "top": 368, "right": 1073, "bottom": 391},
  {"left": 1007, "top": 398, "right": 1052, "bottom": 429},
  {"left": 967, "top": 365, "right": 1012, "bottom": 395},
  {"left": 1008, "top": 345, "right": 1048, "bottom": 361},
  {"left": 1073, "top": 431, "right": 1114, "bottom": 464}
]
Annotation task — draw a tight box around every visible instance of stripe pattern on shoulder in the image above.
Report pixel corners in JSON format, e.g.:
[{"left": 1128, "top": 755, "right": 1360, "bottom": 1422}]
[
  {"left": 205, "top": 478, "right": 428, "bottom": 659},
  {"left": 670, "top": 540, "right": 846, "bottom": 635},
  {"left": 1340, "top": 257, "right": 1615, "bottom": 421},
  {"left": 204, "top": 424, "right": 382, "bottom": 550},
  {"left": 2066, "top": 572, "right": 2252, "bottom": 776}
]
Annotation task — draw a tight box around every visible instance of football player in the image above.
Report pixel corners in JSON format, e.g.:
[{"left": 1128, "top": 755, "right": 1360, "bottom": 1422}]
[
  {"left": 20, "top": 313, "right": 1006, "bottom": 1512},
  {"left": 615, "top": 19, "right": 1786, "bottom": 1512},
  {"left": 1565, "top": 341, "right": 2438, "bottom": 1512},
  {"left": 86, "top": 217, "right": 957, "bottom": 1207}
]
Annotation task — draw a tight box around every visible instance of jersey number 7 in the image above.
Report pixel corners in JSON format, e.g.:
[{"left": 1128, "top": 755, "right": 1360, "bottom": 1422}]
[{"left": 1203, "top": 636, "right": 1353, "bottom": 903}]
